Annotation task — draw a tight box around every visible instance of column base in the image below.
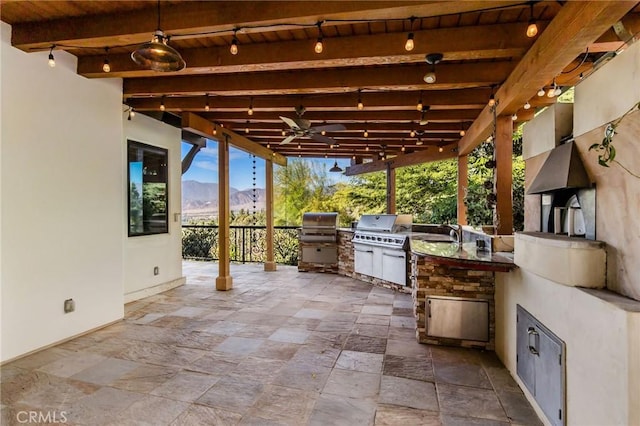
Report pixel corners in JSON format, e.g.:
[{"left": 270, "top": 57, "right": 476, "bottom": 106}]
[
  {"left": 216, "top": 275, "right": 233, "bottom": 291},
  {"left": 264, "top": 261, "right": 277, "bottom": 271}
]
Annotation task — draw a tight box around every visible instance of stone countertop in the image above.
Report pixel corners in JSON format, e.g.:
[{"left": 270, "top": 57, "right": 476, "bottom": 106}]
[
  {"left": 410, "top": 240, "right": 515, "bottom": 272},
  {"left": 337, "top": 228, "right": 355, "bottom": 233}
]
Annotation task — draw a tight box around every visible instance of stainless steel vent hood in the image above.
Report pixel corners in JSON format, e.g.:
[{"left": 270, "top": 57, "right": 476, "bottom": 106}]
[{"left": 527, "top": 141, "right": 592, "bottom": 195}]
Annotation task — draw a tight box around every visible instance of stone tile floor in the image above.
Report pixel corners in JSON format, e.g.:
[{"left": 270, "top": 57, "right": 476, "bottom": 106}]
[{"left": 1, "top": 261, "right": 541, "bottom": 425}]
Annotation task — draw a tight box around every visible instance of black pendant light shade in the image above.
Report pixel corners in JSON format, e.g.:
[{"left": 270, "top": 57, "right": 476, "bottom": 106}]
[
  {"left": 132, "top": 30, "right": 186, "bottom": 72},
  {"left": 329, "top": 161, "right": 343, "bottom": 173}
]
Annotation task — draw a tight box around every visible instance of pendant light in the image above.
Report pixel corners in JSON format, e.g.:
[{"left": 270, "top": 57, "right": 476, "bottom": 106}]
[
  {"left": 423, "top": 53, "right": 443, "bottom": 84},
  {"left": 330, "top": 161, "right": 343, "bottom": 173},
  {"left": 131, "top": 1, "right": 186, "bottom": 72},
  {"left": 102, "top": 47, "right": 111, "bottom": 73},
  {"left": 230, "top": 29, "right": 239, "bottom": 55},
  {"left": 404, "top": 18, "right": 416, "bottom": 52},
  {"left": 314, "top": 22, "right": 324, "bottom": 54},
  {"left": 357, "top": 90, "right": 364, "bottom": 110}
]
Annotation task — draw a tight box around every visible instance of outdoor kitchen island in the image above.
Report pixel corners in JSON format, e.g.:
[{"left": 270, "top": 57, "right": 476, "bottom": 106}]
[{"left": 410, "top": 232, "right": 516, "bottom": 351}]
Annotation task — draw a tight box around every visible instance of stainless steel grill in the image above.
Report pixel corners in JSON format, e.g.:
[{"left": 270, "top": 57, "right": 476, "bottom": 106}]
[
  {"left": 300, "top": 212, "right": 338, "bottom": 243},
  {"left": 352, "top": 214, "right": 411, "bottom": 286},
  {"left": 299, "top": 212, "right": 339, "bottom": 272}
]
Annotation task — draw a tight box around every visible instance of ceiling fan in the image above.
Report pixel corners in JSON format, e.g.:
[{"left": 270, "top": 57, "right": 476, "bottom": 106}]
[{"left": 279, "top": 105, "right": 346, "bottom": 145}]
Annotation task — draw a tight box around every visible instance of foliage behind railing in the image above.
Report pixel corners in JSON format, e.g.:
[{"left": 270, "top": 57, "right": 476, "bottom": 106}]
[{"left": 182, "top": 225, "right": 299, "bottom": 265}]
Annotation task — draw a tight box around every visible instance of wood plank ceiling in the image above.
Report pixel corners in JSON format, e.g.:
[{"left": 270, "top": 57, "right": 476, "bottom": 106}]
[{"left": 2, "top": 1, "right": 639, "bottom": 163}]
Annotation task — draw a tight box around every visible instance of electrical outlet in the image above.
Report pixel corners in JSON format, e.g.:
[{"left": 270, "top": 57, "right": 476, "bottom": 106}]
[
  {"left": 64, "top": 298, "right": 75, "bottom": 313},
  {"left": 153, "top": 266, "right": 159, "bottom": 276}
]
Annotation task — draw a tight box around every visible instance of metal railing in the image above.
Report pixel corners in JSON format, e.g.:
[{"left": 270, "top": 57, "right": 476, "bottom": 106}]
[{"left": 182, "top": 225, "right": 300, "bottom": 265}]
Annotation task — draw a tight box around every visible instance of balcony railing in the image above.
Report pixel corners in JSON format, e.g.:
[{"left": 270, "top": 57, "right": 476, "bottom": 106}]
[{"left": 182, "top": 225, "right": 300, "bottom": 265}]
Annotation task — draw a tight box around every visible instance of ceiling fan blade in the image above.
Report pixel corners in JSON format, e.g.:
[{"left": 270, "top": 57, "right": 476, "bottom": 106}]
[
  {"left": 280, "top": 134, "right": 297, "bottom": 145},
  {"left": 279, "top": 116, "right": 300, "bottom": 130},
  {"left": 311, "top": 123, "right": 346, "bottom": 133},
  {"left": 310, "top": 133, "right": 337, "bottom": 145}
]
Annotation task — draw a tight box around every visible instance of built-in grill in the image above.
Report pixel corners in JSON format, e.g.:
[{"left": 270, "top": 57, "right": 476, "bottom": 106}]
[
  {"left": 352, "top": 214, "right": 411, "bottom": 286},
  {"left": 298, "top": 212, "right": 339, "bottom": 273}
]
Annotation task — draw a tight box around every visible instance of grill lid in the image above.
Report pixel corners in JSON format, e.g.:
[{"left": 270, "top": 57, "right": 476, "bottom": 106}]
[
  {"left": 301, "top": 212, "right": 338, "bottom": 228},
  {"left": 356, "top": 214, "right": 397, "bottom": 232}
]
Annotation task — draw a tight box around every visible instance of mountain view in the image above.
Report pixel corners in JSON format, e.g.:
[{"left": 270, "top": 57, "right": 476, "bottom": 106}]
[{"left": 182, "top": 180, "right": 266, "bottom": 220}]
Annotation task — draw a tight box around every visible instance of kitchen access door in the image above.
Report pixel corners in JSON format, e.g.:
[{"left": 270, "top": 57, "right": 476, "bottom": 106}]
[{"left": 516, "top": 305, "right": 566, "bottom": 426}]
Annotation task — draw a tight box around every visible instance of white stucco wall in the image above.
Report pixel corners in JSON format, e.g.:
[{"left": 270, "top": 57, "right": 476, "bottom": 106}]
[
  {"left": 123, "top": 113, "right": 184, "bottom": 302},
  {"left": 574, "top": 41, "right": 640, "bottom": 138},
  {"left": 0, "top": 22, "right": 124, "bottom": 362}
]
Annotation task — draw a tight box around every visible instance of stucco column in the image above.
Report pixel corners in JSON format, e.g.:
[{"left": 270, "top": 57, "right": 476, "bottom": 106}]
[
  {"left": 264, "top": 159, "right": 276, "bottom": 271},
  {"left": 216, "top": 135, "right": 233, "bottom": 290}
]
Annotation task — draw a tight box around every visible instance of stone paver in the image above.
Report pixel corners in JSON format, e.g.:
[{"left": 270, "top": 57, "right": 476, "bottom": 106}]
[{"left": 1, "top": 261, "right": 540, "bottom": 425}]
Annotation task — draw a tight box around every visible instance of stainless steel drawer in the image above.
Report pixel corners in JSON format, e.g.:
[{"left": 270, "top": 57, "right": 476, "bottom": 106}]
[
  {"left": 302, "top": 246, "right": 337, "bottom": 264},
  {"left": 426, "top": 296, "right": 489, "bottom": 342}
]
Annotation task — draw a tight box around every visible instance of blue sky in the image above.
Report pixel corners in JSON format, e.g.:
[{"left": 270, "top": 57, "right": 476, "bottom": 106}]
[{"left": 181, "top": 140, "right": 350, "bottom": 190}]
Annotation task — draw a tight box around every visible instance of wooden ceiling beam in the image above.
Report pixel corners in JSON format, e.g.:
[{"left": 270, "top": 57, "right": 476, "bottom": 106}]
[
  {"left": 344, "top": 143, "right": 458, "bottom": 175},
  {"left": 11, "top": 1, "right": 525, "bottom": 51},
  {"left": 458, "top": 1, "right": 638, "bottom": 155},
  {"left": 220, "top": 122, "right": 470, "bottom": 132},
  {"left": 78, "top": 22, "right": 538, "bottom": 78},
  {"left": 199, "top": 110, "right": 482, "bottom": 122},
  {"left": 182, "top": 112, "right": 287, "bottom": 166},
  {"left": 123, "top": 62, "right": 514, "bottom": 97},
  {"left": 125, "top": 88, "right": 492, "bottom": 112}
]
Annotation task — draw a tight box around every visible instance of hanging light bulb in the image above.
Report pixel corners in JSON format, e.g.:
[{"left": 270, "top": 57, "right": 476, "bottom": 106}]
[
  {"left": 439, "top": 146, "right": 444, "bottom": 153},
  {"left": 205, "top": 94, "right": 210, "bottom": 111},
  {"left": 537, "top": 88, "right": 546, "bottom": 97},
  {"left": 127, "top": 108, "right": 135, "bottom": 121},
  {"left": 267, "top": 143, "right": 271, "bottom": 149},
  {"left": 352, "top": 154, "right": 356, "bottom": 160},
  {"left": 512, "top": 113, "right": 518, "bottom": 121},
  {"left": 416, "top": 94, "right": 423, "bottom": 112},
  {"left": 321, "top": 122, "right": 327, "bottom": 136},
  {"left": 102, "top": 47, "right": 111, "bottom": 73},
  {"left": 488, "top": 93, "right": 496, "bottom": 107},
  {"left": 416, "top": 138, "right": 423, "bottom": 146},
  {"left": 282, "top": 129, "right": 286, "bottom": 136},
  {"left": 298, "top": 143, "right": 301, "bottom": 150},
  {"left": 405, "top": 33, "right": 415, "bottom": 51},
  {"left": 213, "top": 125, "right": 217, "bottom": 136},
  {"left": 524, "top": 101, "right": 531, "bottom": 110},
  {"left": 230, "top": 29, "right": 239, "bottom": 55},
  {"left": 248, "top": 97, "right": 253, "bottom": 115},
  {"left": 364, "top": 129, "right": 369, "bottom": 138},
  {"left": 160, "top": 96, "right": 165, "bottom": 111},
  {"left": 554, "top": 86, "right": 562, "bottom": 97},
  {"left": 460, "top": 129, "right": 466, "bottom": 137},
  {"left": 314, "top": 22, "right": 324, "bottom": 54},
  {"left": 547, "top": 86, "right": 556, "bottom": 98},
  {"left": 526, "top": 2, "right": 538, "bottom": 38},
  {"left": 365, "top": 145, "right": 370, "bottom": 151},
  {"left": 410, "top": 129, "right": 416, "bottom": 138},
  {"left": 401, "top": 145, "right": 406, "bottom": 152},
  {"left": 357, "top": 90, "right": 364, "bottom": 110},
  {"left": 245, "top": 121, "right": 250, "bottom": 133},
  {"left": 48, "top": 45, "right": 56, "bottom": 67}
]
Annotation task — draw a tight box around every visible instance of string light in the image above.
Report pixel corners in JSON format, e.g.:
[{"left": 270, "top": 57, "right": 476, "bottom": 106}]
[
  {"left": 205, "top": 94, "right": 210, "bottom": 111},
  {"left": 401, "top": 145, "right": 405, "bottom": 152},
  {"left": 410, "top": 129, "right": 416, "bottom": 138},
  {"left": 248, "top": 97, "right": 254, "bottom": 115},
  {"left": 488, "top": 89, "right": 496, "bottom": 107},
  {"left": 526, "top": 2, "right": 538, "bottom": 38},
  {"left": 416, "top": 92, "right": 423, "bottom": 111},
  {"left": 524, "top": 101, "right": 531, "bottom": 110},
  {"left": 48, "top": 45, "right": 56, "bottom": 67},
  {"left": 230, "top": 29, "right": 239, "bottom": 55},
  {"left": 364, "top": 129, "right": 369, "bottom": 138},
  {"left": 102, "top": 47, "right": 110, "bottom": 73},
  {"left": 267, "top": 143, "right": 271, "bottom": 149},
  {"left": 365, "top": 145, "right": 370, "bottom": 151},
  {"left": 314, "top": 22, "right": 324, "bottom": 54},
  {"left": 357, "top": 90, "right": 364, "bottom": 110},
  {"left": 460, "top": 122, "right": 466, "bottom": 137},
  {"left": 321, "top": 121, "right": 327, "bottom": 135},
  {"left": 245, "top": 120, "right": 250, "bottom": 133},
  {"left": 282, "top": 129, "right": 286, "bottom": 136},
  {"left": 127, "top": 107, "right": 135, "bottom": 120},
  {"left": 298, "top": 143, "right": 301, "bottom": 150},
  {"left": 537, "top": 88, "right": 546, "bottom": 97},
  {"left": 405, "top": 33, "right": 414, "bottom": 51},
  {"left": 512, "top": 113, "right": 518, "bottom": 121},
  {"left": 160, "top": 96, "right": 165, "bottom": 111},
  {"left": 439, "top": 146, "right": 444, "bottom": 152},
  {"left": 213, "top": 125, "right": 217, "bottom": 136}
]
